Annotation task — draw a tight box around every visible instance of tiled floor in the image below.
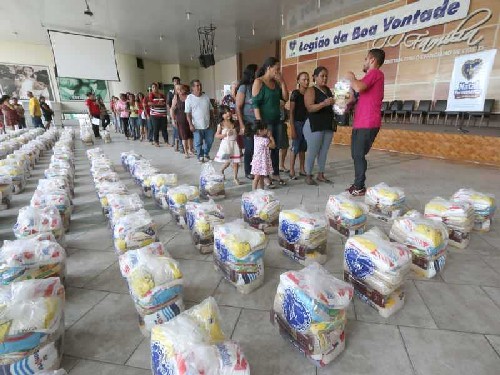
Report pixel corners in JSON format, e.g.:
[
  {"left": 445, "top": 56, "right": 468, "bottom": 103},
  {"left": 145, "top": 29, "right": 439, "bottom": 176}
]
[{"left": 1, "top": 130, "right": 500, "bottom": 375}]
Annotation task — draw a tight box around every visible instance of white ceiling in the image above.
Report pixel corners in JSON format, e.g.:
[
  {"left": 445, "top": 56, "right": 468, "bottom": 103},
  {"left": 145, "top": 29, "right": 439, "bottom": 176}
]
[{"left": 0, "top": 0, "right": 392, "bottom": 66}]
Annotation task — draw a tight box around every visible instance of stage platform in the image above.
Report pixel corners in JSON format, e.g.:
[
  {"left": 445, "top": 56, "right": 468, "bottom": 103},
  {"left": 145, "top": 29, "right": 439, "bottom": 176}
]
[{"left": 334, "top": 122, "right": 500, "bottom": 167}]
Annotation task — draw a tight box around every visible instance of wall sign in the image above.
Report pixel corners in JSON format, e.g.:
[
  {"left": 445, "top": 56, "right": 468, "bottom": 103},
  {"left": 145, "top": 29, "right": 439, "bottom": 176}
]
[
  {"left": 286, "top": 0, "right": 471, "bottom": 58},
  {"left": 446, "top": 49, "right": 496, "bottom": 111}
]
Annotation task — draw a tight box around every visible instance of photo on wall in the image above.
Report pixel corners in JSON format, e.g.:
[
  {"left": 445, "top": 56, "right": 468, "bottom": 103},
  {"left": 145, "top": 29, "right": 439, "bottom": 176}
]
[
  {"left": 0, "top": 63, "right": 55, "bottom": 101},
  {"left": 57, "top": 77, "right": 109, "bottom": 101}
]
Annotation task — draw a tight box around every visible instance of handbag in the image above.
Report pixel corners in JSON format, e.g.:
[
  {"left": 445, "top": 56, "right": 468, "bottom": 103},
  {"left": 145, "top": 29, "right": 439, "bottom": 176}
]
[{"left": 91, "top": 117, "right": 100, "bottom": 126}]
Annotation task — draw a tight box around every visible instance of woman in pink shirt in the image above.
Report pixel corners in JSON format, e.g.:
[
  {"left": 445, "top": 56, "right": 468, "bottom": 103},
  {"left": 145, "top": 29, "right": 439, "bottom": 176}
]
[{"left": 116, "top": 93, "right": 131, "bottom": 139}]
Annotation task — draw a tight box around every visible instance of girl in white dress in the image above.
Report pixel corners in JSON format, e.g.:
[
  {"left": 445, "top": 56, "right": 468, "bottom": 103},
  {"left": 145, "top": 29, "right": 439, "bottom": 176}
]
[{"left": 215, "top": 105, "right": 242, "bottom": 184}]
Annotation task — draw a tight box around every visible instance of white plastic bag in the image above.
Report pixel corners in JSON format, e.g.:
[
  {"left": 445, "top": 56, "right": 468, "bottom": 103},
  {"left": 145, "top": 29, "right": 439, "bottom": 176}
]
[
  {"left": 365, "top": 182, "right": 405, "bottom": 221},
  {"left": 333, "top": 79, "right": 351, "bottom": 115},
  {"left": 451, "top": 188, "right": 496, "bottom": 232},
  {"left": 326, "top": 193, "right": 368, "bottom": 237},
  {"left": 241, "top": 190, "right": 280, "bottom": 233},
  {"left": 113, "top": 209, "right": 158, "bottom": 254},
  {"left": 151, "top": 174, "right": 178, "bottom": 209},
  {"left": 200, "top": 162, "right": 225, "bottom": 199},
  {"left": 167, "top": 185, "right": 200, "bottom": 227},
  {"left": 186, "top": 200, "right": 225, "bottom": 254},
  {"left": 13, "top": 205, "right": 65, "bottom": 244}
]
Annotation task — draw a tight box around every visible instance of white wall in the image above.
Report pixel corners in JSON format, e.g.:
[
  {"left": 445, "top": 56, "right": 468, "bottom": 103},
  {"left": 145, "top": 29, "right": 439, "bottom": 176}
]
[
  {"left": 0, "top": 40, "right": 162, "bottom": 112},
  {"left": 194, "top": 55, "right": 238, "bottom": 101}
]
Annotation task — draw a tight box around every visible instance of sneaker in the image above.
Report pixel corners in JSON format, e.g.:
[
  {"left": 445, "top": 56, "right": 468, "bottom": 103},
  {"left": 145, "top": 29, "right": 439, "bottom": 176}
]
[
  {"left": 198, "top": 157, "right": 205, "bottom": 163},
  {"left": 205, "top": 155, "right": 211, "bottom": 161},
  {"left": 347, "top": 184, "right": 366, "bottom": 196}
]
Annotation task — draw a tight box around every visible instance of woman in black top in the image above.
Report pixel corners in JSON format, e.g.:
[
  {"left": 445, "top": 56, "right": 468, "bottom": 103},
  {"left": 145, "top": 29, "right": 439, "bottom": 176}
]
[
  {"left": 39, "top": 96, "right": 54, "bottom": 130},
  {"left": 303, "top": 66, "right": 336, "bottom": 186},
  {"left": 289, "top": 72, "right": 310, "bottom": 180}
]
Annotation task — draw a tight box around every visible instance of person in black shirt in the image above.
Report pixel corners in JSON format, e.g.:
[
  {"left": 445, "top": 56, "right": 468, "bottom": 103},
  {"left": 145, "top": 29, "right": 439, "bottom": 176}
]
[
  {"left": 39, "top": 96, "right": 53, "bottom": 129},
  {"left": 289, "top": 71, "right": 310, "bottom": 180}
]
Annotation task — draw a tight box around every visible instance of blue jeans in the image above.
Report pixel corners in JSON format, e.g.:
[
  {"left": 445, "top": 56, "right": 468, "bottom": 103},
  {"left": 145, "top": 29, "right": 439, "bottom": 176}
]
[
  {"left": 32, "top": 116, "right": 43, "bottom": 128},
  {"left": 129, "top": 117, "right": 140, "bottom": 139},
  {"left": 303, "top": 119, "right": 333, "bottom": 175},
  {"left": 173, "top": 126, "right": 184, "bottom": 152},
  {"left": 147, "top": 118, "right": 153, "bottom": 141},
  {"left": 193, "top": 128, "right": 215, "bottom": 159}
]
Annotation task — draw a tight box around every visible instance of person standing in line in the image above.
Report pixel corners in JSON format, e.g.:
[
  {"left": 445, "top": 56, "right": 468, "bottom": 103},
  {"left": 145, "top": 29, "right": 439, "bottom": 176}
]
[
  {"left": 12, "top": 97, "right": 26, "bottom": 129},
  {"left": 110, "top": 96, "right": 119, "bottom": 132},
  {"left": 27, "top": 91, "right": 43, "bottom": 128},
  {"left": 171, "top": 84, "right": 194, "bottom": 158},
  {"left": 85, "top": 92, "right": 101, "bottom": 138},
  {"left": 97, "top": 96, "right": 110, "bottom": 130},
  {"left": 185, "top": 80, "right": 214, "bottom": 163},
  {"left": 236, "top": 64, "right": 258, "bottom": 181},
  {"left": 39, "top": 96, "right": 53, "bottom": 129},
  {"left": 137, "top": 92, "right": 147, "bottom": 141},
  {"left": 148, "top": 82, "right": 168, "bottom": 147},
  {"left": 167, "top": 77, "right": 183, "bottom": 152},
  {"left": 252, "top": 57, "right": 289, "bottom": 187},
  {"left": 345, "top": 48, "right": 385, "bottom": 196},
  {"left": 288, "top": 72, "right": 310, "bottom": 180},
  {"left": 278, "top": 99, "right": 290, "bottom": 173},
  {"left": 303, "top": 66, "right": 336, "bottom": 186},
  {"left": 142, "top": 91, "right": 153, "bottom": 142},
  {"left": 251, "top": 121, "right": 275, "bottom": 190},
  {"left": 0, "top": 95, "right": 19, "bottom": 131},
  {"left": 116, "top": 93, "right": 131, "bottom": 139},
  {"left": 128, "top": 93, "right": 140, "bottom": 140},
  {"left": 214, "top": 105, "right": 242, "bottom": 185}
]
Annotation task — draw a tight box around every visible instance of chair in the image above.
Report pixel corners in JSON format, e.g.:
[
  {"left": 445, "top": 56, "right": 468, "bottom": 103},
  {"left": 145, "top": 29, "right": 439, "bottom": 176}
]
[
  {"left": 427, "top": 100, "right": 447, "bottom": 124},
  {"left": 381, "top": 101, "right": 389, "bottom": 114},
  {"left": 394, "top": 100, "right": 415, "bottom": 123},
  {"left": 466, "top": 99, "right": 495, "bottom": 127},
  {"left": 410, "top": 100, "right": 431, "bottom": 124},
  {"left": 444, "top": 110, "right": 462, "bottom": 126},
  {"left": 383, "top": 100, "right": 402, "bottom": 122}
]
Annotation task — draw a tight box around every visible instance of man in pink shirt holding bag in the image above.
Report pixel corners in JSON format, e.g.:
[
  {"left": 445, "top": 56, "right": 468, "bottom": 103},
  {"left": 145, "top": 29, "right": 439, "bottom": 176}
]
[{"left": 344, "top": 48, "right": 385, "bottom": 197}]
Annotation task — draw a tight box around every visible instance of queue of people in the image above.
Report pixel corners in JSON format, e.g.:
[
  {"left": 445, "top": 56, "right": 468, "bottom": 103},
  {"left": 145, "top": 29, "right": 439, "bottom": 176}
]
[
  {"left": 91, "top": 47, "right": 384, "bottom": 196},
  {"left": 0, "top": 91, "right": 52, "bottom": 133}
]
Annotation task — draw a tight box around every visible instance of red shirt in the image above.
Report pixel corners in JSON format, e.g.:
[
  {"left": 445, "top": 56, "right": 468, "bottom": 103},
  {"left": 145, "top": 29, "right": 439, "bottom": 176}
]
[
  {"left": 353, "top": 69, "right": 384, "bottom": 129},
  {"left": 85, "top": 98, "right": 101, "bottom": 117},
  {"left": 148, "top": 92, "right": 167, "bottom": 117}
]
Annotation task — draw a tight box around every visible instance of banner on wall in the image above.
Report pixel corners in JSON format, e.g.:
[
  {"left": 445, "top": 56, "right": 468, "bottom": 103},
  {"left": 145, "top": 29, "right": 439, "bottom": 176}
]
[
  {"left": 286, "top": 0, "right": 471, "bottom": 58},
  {"left": 57, "top": 77, "right": 109, "bottom": 101},
  {"left": 0, "top": 63, "right": 55, "bottom": 101},
  {"left": 446, "top": 49, "right": 497, "bottom": 112}
]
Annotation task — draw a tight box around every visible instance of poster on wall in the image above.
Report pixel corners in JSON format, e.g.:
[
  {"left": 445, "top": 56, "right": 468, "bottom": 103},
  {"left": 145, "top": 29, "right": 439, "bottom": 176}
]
[
  {"left": 57, "top": 77, "right": 109, "bottom": 101},
  {"left": 446, "top": 49, "right": 497, "bottom": 112},
  {"left": 0, "top": 63, "right": 55, "bottom": 101}
]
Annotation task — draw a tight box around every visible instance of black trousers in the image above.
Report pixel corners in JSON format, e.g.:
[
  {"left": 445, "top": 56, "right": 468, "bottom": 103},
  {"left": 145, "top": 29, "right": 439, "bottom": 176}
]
[
  {"left": 351, "top": 128, "right": 379, "bottom": 188},
  {"left": 243, "top": 135, "right": 254, "bottom": 176},
  {"left": 101, "top": 114, "right": 110, "bottom": 129},
  {"left": 121, "top": 117, "right": 130, "bottom": 138},
  {"left": 92, "top": 115, "right": 101, "bottom": 138},
  {"left": 151, "top": 116, "right": 168, "bottom": 144}
]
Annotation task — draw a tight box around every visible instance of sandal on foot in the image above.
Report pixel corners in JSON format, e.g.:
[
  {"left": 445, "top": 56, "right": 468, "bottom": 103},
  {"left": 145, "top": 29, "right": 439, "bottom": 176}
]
[
  {"left": 299, "top": 172, "right": 307, "bottom": 177},
  {"left": 305, "top": 177, "right": 318, "bottom": 186},
  {"left": 289, "top": 175, "right": 298, "bottom": 180}
]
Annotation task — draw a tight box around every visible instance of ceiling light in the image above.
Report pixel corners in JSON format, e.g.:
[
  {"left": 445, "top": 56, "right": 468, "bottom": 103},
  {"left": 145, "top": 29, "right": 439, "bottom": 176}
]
[
  {"left": 12, "top": 31, "right": 18, "bottom": 36},
  {"left": 186, "top": 12, "right": 191, "bottom": 21},
  {"left": 190, "top": 55, "right": 194, "bottom": 61},
  {"left": 317, "top": 0, "right": 321, "bottom": 9},
  {"left": 252, "top": 25, "right": 255, "bottom": 36},
  {"left": 84, "top": 0, "right": 93, "bottom": 16},
  {"left": 144, "top": 49, "right": 148, "bottom": 55},
  {"left": 281, "top": 14, "right": 284, "bottom": 26},
  {"left": 159, "top": 35, "right": 164, "bottom": 41}
]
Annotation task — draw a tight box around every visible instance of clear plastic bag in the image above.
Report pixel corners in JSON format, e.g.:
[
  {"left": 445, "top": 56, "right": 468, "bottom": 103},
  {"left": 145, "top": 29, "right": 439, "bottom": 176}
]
[
  {"left": 424, "top": 197, "right": 475, "bottom": 248},
  {"left": 0, "top": 175, "right": 12, "bottom": 210},
  {"left": 200, "top": 162, "right": 225, "bottom": 200},
  {"left": 113, "top": 209, "right": 158, "bottom": 254},
  {"left": 0, "top": 237, "right": 66, "bottom": 284},
  {"left": 365, "top": 182, "right": 405, "bottom": 221},
  {"left": 390, "top": 210, "right": 448, "bottom": 278},
  {"left": 186, "top": 200, "right": 225, "bottom": 254},
  {"left": 214, "top": 220, "right": 267, "bottom": 294},
  {"left": 278, "top": 209, "right": 328, "bottom": 265},
  {"left": 13, "top": 205, "right": 65, "bottom": 244},
  {"left": 326, "top": 192, "right": 368, "bottom": 237},
  {"left": 0, "top": 278, "right": 64, "bottom": 371},
  {"left": 167, "top": 185, "right": 200, "bottom": 227},
  {"left": 107, "top": 193, "right": 144, "bottom": 227},
  {"left": 151, "top": 174, "right": 178, "bottom": 208},
  {"left": 333, "top": 79, "right": 351, "bottom": 115},
  {"left": 119, "top": 243, "right": 183, "bottom": 335},
  {"left": 451, "top": 188, "right": 496, "bottom": 232},
  {"left": 241, "top": 190, "right": 281, "bottom": 233},
  {"left": 151, "top": 297, "right": 250, "bottom": 375},
  {"left": 271, "top": 263, "right": 353, "bottom": 367}
]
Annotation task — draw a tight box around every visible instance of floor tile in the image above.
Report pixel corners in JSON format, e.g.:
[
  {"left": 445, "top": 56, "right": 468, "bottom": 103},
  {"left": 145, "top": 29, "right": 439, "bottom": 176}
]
[
  {"left": 61, "top": 355, "right": 80, "bottom": 373},
  {"left": 66, "top": 226, "right": 114, "bottom": 251},
  {"left": 231, "top": 309, "right": 318, "bottom": 375},
  {"left": 85, "top": 261, "right": 129, "bottom": 294},
  {"left": 354, "top": 280, "right": 437, "bottom": 329},
  {"left": 318, "top": 321, "right": 414, "bottom": 375},
  {"left": 68, "top": 359, "right": 150, "bottom": 375},
  {"left": 66, "top": 250, "right": 117, "bottom": 287},
  {"left": 177, "top": 259, "right": 222, "bottom": 303},
  {"left": 482, "top": 286, "right": 500, "bottom": 308},
  {"left": 65, "top": 293, "right": 144, "bottom": 364},
  {"left": 64, "top": 287, "right": 108, "bottom": 328},
  {"left": 126, "top": 338, "right": 150, "bottom": 370},
  {"left": 263, "top": 239, "right": 304, "bottom": 271},
  {"left": 415, "top": 281, "right": 500, "bottom": 334},
  {"left": 163, "top": 231, "right": 211, "bottom": 261},
  {"left": 213, "top": 266, "right": 282, "bottom": 311},
  {"left": 440, "top": 253, "right": 500, "bottom": 287},
  {"left": 400, "top": 327, "right": 500, "bottom": 375},
  {"left": 485, "top": 335, "right": 500, "bottom": 356}
]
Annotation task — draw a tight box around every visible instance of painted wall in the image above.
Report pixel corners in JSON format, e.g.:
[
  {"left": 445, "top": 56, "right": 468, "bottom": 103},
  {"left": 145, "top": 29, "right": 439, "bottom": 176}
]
[
  {"left": 281, "top": 0, "right": 500, "bottom": 112},
  {"left": 193, "top": 55, "right": 239, "bottom": 101},
  {"left": 240, "top": 41, "right": 279, "bottom": 76},
  {"left": 0, "top": 40, "right": 162, "bottom": 112}
]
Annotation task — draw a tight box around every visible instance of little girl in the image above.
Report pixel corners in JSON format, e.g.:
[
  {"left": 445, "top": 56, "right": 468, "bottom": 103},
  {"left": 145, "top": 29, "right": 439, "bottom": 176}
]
[
  {"left": 214, "top": 105, "right": 242, "bottom": 184},
  {"left": 251, "top": 121, "right": 275, "bottom": 190}
]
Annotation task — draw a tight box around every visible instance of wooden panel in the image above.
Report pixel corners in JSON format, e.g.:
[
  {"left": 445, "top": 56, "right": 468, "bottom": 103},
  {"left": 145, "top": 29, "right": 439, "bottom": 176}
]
[
  {"left": 338, "top": 51, "right": 366, "bottom": 79},
  {"left": 371, "top": 0, "right": 408, "bottom": 15},
  {"left": 297, "top": 61, "right": 317, "bottom": 81},
  {"left": 396, "top": 83, "right": 434, "bottom": 100},
  {"left": 333, "top": 127, "right": 500, "bottom": 166},
  {"left": 434, "top": 82, "right": 450, "bottom": 100},
  {"left": 380, "top": 45, "right": 400, "bottom": 84},
  {"left": 317, "top": 56, "right": 339, "bottom": 86},
  {"left": 384, "top": 84, "right": 396, "bottom": 102},
  {"left": 281, "top": 64, "right": 297, "bottom": 95}
]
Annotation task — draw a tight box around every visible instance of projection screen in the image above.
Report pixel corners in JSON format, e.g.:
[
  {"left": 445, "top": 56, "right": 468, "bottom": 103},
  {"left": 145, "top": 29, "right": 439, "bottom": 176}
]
[{"left": 48, "top": 30, "right": 120, "bottom": 81}]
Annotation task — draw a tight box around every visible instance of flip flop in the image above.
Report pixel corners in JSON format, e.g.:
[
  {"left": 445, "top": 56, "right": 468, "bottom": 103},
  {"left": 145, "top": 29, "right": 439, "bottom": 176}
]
[
  {"left": 279, "top": 168, "right": 290, "bottom": 173},
  {"left": 306, "top": 177, "right": 318, "bottom": 186},
  {"left": 289, "top": 175, "right": 298, "bottom": 180},
  {"left": 299, "top": 172, "right": 307, "bottom": 177},
  {"left": 317, "top": 178, "right": 333, "bottom": 183}
]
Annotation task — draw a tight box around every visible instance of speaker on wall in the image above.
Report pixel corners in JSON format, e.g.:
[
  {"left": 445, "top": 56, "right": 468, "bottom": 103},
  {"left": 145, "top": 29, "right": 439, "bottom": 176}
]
[
  {"left": 199, "top": 54, "right": 215, "bottom": 69},
  {"left": 136, "top": 57, "right": 144, "bottom": 69}
]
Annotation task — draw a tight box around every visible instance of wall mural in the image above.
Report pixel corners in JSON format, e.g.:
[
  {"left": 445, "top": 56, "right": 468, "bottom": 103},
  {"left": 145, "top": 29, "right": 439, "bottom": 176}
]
[
  {"left": 57, "top": 77, "right": 109, "bottom": 101},
  {"left": 0, "top": 63, "right": 55, "bottom": 101}
]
